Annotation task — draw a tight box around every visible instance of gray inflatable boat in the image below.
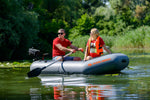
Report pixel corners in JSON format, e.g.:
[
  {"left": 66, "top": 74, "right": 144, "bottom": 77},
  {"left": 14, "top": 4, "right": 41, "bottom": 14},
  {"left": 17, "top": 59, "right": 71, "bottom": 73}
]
[{"left": 30, "top": 53, "right": 129, "bottom": 75}]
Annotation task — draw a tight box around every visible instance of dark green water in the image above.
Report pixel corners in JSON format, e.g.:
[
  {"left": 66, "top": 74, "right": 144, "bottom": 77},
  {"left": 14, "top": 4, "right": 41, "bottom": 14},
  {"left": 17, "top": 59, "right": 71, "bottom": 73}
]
[{"left": 1, "top": 53, "right": 150, "bottom": 100}]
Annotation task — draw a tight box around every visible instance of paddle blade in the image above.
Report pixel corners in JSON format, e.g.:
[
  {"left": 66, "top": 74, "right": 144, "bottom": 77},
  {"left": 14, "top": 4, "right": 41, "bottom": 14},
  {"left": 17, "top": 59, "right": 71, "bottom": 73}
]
[{"left": 27, "top": 68, "right": 42, "bottom": 78}]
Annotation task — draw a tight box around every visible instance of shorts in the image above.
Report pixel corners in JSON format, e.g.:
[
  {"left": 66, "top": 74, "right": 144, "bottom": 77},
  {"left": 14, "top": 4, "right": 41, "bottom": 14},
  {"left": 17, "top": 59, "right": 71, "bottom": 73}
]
[{"left": 53, "top": 56, "right": 74, "bottom": 61}]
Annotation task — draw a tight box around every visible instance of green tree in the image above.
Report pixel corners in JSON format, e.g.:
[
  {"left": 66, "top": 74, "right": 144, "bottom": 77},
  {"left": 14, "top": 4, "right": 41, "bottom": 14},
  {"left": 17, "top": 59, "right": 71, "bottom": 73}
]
[
  {"left": 69, "top": 14, "right": 95, "bottom": 39},
  {"left": 0, "top": 0, "right": 39, "bottom": 60},
  {"left": 82, "top": 0, "right": 108, "bottom": 15},
  {"left": 93, "top": 4, "right": 131, "bottom": 36}
]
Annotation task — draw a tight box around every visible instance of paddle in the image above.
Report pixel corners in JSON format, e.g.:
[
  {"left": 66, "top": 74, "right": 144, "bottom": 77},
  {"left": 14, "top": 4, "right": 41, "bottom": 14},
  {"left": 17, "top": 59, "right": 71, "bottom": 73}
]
[{"left": 27, "top": 51, "right": 73, "bottom": 78}]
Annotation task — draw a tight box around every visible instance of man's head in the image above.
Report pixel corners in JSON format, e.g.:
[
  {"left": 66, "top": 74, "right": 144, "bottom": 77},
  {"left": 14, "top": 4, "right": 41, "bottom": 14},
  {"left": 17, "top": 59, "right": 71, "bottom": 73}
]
[
  {"left": 58, "top": 29, "right": 65, "bottom": 34},
  {"left": 57, "top": 29, "right": 66, "bottom": 38}
]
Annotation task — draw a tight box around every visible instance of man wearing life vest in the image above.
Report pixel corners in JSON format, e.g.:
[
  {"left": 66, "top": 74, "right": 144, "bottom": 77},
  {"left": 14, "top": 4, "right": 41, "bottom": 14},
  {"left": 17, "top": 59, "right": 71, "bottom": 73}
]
[{"left": 84, "top": 28, "right": 112, "bottom": 60}]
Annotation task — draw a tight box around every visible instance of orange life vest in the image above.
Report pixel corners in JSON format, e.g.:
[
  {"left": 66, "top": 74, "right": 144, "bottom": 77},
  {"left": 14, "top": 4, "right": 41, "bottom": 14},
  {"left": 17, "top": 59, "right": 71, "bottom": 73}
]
[{"left": 88, "top": 36, "right": 103, "bottom": 56}]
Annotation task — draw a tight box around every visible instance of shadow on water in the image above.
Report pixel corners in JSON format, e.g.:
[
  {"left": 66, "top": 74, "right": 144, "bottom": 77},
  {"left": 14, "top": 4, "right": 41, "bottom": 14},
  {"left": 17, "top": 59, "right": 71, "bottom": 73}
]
[{"left": 1, "top": 49, "right": 150, "bottom": 99}]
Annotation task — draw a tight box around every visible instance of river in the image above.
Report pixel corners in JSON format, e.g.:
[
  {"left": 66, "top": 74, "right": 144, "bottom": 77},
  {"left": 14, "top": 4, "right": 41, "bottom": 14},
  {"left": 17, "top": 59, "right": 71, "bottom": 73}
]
[{"left": 0, "top": 50, "right": 150, "bottom": 100}]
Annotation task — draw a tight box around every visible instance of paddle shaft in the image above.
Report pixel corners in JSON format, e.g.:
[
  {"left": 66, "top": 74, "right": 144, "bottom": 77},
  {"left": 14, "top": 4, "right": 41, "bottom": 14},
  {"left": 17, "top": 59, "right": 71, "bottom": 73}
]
[
  {"left": 42, "top": 52, "right": 73, "bottom": 70},
  {"left": 27, "top": 52, "right": 73, "bottom": 78}
]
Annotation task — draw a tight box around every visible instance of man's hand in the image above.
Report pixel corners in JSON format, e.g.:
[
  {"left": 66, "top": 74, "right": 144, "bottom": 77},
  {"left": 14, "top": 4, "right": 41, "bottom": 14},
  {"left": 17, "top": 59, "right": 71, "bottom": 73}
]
[
  {"left": 70, "top": 49, "right": 76, "bottom": 53},
  {"left": 78, "top": 48, "right": 84, "bottom": 52}
]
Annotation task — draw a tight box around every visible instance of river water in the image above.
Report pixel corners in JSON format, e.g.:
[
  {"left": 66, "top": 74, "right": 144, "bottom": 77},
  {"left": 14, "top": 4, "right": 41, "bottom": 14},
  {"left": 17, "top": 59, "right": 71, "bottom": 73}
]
[{"left": 0, "top": 51, "right": 150, "bottom": 100}]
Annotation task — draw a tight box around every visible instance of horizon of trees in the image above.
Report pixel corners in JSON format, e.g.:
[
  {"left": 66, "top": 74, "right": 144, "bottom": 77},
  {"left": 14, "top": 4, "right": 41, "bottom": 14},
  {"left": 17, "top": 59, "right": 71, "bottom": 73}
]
[{"left": 0, "top": 0, "right": 150, "bottom": 61}]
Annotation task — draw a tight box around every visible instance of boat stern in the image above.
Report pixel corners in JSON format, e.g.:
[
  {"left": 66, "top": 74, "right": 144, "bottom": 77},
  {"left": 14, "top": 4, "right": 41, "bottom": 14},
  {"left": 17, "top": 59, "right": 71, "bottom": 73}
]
[{"left": 82, "top": 53, "right": 129, "bottom": 74}]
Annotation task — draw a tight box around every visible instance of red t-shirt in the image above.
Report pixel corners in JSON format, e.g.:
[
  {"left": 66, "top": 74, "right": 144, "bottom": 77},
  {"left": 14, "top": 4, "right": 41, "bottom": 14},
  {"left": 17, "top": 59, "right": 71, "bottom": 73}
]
[
  {"left": 52, "top": 37, "right": 71, "bottom": 57},
  {"left": 87, "top": 37, "right": 105, "bottom": 58}
]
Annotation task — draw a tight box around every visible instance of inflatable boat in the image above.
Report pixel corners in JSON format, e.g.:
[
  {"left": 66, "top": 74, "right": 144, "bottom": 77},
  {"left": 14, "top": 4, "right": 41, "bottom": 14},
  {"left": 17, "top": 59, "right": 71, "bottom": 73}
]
[{"left": 29, "top": 53, "right": 129, "bottom": 75}]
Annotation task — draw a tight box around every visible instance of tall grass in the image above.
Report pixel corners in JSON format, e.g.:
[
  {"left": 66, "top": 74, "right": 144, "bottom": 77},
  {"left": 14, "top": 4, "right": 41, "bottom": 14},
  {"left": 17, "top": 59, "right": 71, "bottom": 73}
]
[
  {"left": 69, "top": 26, "right": 150, "bottom": 59},
  {"left": 70, "top": 35, "right": 115, "bottom": 59},
  {"left": 70, "top": 35, "right": 89, "bottom": 59},
  {"left": 99, "top": 34, "right": 115, "bottom": 48},
  {"left": 113, "top": 26, "right": 150, "bottom": 49},
  {"left": 143, "top": 26, "right": 150, "bottom": 48}
]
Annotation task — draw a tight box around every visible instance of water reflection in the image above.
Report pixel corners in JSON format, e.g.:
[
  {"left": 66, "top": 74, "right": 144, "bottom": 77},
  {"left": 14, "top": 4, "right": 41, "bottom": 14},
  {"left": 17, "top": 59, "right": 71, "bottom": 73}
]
[
  {"left": 31, "top": 75, "right": 118, "bottom": 100},
  {"left": 52, "top": 84, "right": 115, "bottom": 100},
  {"left": 1, "top": 50, "right": 150, "bottom": 100}
]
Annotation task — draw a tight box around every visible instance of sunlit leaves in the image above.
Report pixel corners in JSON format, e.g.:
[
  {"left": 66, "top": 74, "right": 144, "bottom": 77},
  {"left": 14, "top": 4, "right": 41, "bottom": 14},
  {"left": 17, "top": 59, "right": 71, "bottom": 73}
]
[
  {"left": 69, "top": 14, "right": 95, "bottom": 39},
  {"left": 94, "top": 6, "right": 115, "bottom": 20}
]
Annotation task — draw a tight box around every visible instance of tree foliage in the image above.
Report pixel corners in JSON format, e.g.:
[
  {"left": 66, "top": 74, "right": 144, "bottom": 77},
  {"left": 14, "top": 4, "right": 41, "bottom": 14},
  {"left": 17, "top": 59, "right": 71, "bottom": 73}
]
[
  {"left": 1, "top": 0, "right": 150, "bottom": 60},
  {"left": 0, "top": 0, "right": 39, "bottom": 60},
  {"left": 69, "top": 14, "right": 95, "bottom": 40}
]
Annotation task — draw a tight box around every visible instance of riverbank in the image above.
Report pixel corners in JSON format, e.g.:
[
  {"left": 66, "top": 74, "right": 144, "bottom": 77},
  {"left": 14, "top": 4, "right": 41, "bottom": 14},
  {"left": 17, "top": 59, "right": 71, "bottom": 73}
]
[
  {"left": 1, "top": 48, "right": 150, "bottom": 68},
  {"left": 0, "top": 60, "right": 31, "bottom": 68}
]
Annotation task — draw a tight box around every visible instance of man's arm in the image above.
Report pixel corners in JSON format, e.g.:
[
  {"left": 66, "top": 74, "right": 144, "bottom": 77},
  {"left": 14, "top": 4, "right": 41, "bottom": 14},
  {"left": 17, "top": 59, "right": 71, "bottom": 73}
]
[
  {"left": 55, "top": 44, "right": 75, "bottom": 52},
  {"left": 69, "top": 44, "right": 83, "bottom": 51},
  {"left": 69, "top": 44, "right": 78, "bottom": 50}
]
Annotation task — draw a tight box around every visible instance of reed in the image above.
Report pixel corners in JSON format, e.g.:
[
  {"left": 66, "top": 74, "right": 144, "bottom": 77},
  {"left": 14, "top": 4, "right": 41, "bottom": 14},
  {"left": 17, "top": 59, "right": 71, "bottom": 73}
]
[
  {"left": 70, "top": 35, "right": 115, "bottom": 59},
  {"left": 143, "top": 26, "right": 150, "bottom": 48},
  {"left": 70, "top": 35, "right": 89, "bottom": 59},
  {"left": 70, "top": 26, "right": 150, "bottom": 58},
  {"left": 113, "top": 26, "right": 150, "bottom": 49}
]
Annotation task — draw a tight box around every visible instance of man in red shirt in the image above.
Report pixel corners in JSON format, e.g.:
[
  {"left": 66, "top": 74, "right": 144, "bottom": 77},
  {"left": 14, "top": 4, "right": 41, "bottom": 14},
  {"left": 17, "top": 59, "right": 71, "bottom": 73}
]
[{"left": 53, "top": 29, "right": 83, "bottom": 61}]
